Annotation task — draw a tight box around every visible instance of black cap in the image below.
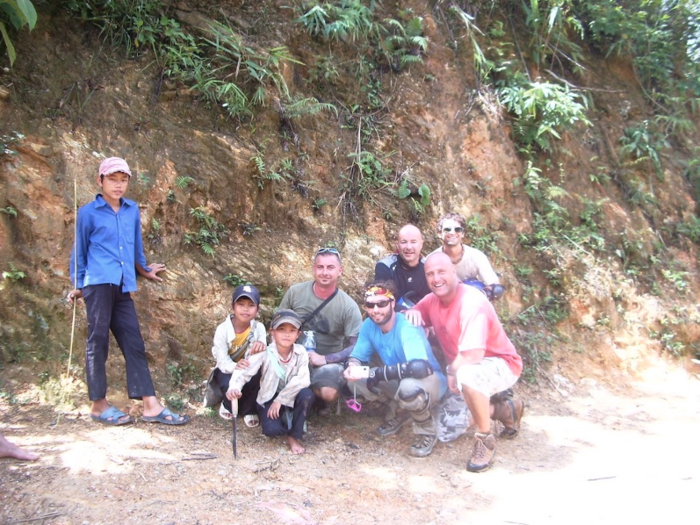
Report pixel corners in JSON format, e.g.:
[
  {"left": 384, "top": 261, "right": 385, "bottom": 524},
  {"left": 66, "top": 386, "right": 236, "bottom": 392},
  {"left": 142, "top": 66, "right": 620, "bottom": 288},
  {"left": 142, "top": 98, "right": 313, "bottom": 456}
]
[
  {"left": 270, "top": 309, "right": 302, "bottom": 329},
  {"left": 233, "top": 284, "right": 260, "bottom": 306}
]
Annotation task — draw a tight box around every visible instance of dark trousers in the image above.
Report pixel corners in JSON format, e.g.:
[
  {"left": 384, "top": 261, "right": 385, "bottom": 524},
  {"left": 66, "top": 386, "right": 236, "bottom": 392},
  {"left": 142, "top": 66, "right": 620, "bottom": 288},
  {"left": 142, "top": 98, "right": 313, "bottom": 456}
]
[
  {"left": 257, "top": 388, "right": 315, "bottom": 440},
  {"left": 83, "top": 284, "right": 155, "bottom": 401},
  {"left": 215, "top": 368, "right": 261, "bottom": 416}
]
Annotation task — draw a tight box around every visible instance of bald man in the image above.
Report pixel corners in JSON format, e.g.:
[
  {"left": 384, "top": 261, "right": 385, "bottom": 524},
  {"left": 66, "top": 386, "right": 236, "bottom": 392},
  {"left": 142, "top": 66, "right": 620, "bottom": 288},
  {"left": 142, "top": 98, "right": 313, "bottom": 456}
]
[
  {"left": 405, "top": 252, "right": 524, "bottom": 472},
  {"left": 374, "top": 224, "right": 431, "bottom": 307}
]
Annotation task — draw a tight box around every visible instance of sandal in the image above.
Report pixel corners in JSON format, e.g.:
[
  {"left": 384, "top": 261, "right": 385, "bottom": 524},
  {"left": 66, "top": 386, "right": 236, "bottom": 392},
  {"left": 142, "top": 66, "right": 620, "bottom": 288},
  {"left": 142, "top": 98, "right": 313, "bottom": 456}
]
[
  {"left": 90, "top": 406, "right": 133, "bottom": 426},
  {"left": 244, "top": 414, "right": 259, "bottom": 428},
  {"left": 219, "top": 404, "right": 233, "bottom": 421},
  {"left": 142, "top": 407, "right": 189, "bottom": 426}
]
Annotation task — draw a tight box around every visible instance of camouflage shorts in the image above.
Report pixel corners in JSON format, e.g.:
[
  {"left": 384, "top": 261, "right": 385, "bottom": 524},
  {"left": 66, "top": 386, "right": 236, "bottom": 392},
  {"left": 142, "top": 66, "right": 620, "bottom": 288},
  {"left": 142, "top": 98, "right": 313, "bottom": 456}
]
[{"left": 437, "top": 392, "right": 471, "bottom": 443}]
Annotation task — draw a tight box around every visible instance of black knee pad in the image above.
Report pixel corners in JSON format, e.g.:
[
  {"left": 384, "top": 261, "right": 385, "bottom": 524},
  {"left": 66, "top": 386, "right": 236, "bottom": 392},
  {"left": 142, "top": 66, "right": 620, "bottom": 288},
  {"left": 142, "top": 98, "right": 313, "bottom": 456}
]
[{"left": 398, "top": 386, "right": 430, "bottom": 413}]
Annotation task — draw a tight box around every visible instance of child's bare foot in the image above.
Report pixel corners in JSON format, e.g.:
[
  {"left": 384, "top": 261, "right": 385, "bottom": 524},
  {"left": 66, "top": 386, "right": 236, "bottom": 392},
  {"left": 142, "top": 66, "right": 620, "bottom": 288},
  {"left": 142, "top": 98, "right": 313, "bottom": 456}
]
[
  {"left": 0, "top": 434, "right": 39, "bottom": 461},
  {"left": 286, "top": 436, "right": 305, "bottom": 455}
]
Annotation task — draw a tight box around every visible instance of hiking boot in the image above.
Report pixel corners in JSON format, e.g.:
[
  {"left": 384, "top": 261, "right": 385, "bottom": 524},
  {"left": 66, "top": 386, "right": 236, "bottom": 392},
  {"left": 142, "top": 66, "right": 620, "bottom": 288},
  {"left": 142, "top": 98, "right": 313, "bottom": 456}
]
[
  {"left": 410, "top": 434, "right": 437, "bottom": 457},
  {"left": 489, "top": 388, "right": 514, "bottom": 404},
  {"left": 467, "top": 432, "right": 496, "bottom": 472},
  {"left": 363, "top": 399, "right": 391, "bottom": 417},
  {"left": 376, "top": 415, "right": 411, "bottom": 436},
  {"left": 492, "top": 398, "right": 525, "bottom": 439}
]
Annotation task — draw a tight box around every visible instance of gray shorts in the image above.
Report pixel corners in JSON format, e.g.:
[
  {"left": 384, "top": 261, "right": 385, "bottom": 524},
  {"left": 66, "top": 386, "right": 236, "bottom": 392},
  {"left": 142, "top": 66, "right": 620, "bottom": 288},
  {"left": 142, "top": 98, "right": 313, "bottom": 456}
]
[
  {"left": 310, "top": 363, "right": 346, "bottom": 392},
  {"left": 455, "top": 357, "right": 518, "bottom": 398}
]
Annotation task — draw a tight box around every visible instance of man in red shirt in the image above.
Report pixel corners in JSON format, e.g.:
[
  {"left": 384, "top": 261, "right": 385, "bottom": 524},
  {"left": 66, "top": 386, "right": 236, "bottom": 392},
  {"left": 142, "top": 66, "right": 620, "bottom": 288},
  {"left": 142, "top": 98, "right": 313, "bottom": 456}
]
[{"left": 405, "top": 252, "right": 524, "bottom": 472}]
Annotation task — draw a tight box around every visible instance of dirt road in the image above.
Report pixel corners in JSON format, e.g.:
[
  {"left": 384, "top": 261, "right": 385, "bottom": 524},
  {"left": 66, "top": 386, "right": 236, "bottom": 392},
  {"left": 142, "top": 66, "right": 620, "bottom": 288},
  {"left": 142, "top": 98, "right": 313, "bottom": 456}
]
[{"left": 2, "top": 360, "right": 699, "bottom": 525}]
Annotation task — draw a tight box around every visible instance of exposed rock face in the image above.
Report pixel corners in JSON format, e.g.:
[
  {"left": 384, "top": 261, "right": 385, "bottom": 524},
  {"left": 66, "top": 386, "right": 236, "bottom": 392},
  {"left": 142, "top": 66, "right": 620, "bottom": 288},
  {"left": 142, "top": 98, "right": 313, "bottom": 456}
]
[{"left": 0, "top": 3, "right": 698, "bottom": 398}]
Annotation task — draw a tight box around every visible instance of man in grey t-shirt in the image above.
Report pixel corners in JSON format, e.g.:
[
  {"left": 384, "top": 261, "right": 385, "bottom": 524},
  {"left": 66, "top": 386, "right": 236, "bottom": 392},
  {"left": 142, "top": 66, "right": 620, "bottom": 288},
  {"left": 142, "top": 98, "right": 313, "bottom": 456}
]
[{"left": 279, "top": 248, "right": 362, "bottom": 409}]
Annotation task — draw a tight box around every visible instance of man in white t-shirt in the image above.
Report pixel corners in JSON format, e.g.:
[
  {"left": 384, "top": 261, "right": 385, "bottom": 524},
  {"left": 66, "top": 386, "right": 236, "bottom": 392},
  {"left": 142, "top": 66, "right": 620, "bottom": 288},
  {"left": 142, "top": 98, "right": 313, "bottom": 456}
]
[{"left": 429, "top": 213, "right": 504, "bottom": 300}]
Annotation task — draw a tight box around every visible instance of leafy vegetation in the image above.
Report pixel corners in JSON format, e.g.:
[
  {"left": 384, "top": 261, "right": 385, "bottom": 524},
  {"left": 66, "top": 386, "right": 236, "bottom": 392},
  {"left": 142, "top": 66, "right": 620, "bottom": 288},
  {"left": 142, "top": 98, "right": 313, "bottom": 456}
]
[
  {"left": 65, "top": 1, "right": 304, "bottom": 118},
  {"left": 296, "top": 0, "right": 376, "bottom": 42},
  {"left": 174, "top": 176, "right": 195, "bottom": 190},
  {"left": 297, "top": 1, "right": 428, "bottom": 72},
  {"left": 183, "top": 207, "right": 228, "bottom": 258},
  {"left": 497, "top": 78, "right": 590, "bottom": 155},
  {"left": 0, "top": 0, "right": 37, "bottom": 65},
  {"left": 676, "top": 216, "right": 700, "bottom": 244},
  {"left": 1, "top": 131, "right": 23, "bottom": 156},
  {"left": 0, "top": 205, "right": 17, "bottom": 217},
  {"left": 167, "top": 357, "right": 199, "bottom": 388},
  {"left": 9, "top": 0, "right": 695, "bottom": 376},
  {"left": 196, "top": 21, "right": 302, "bottom": 116},
  {"left": 2, "top": 262, "right": 25, "bottom": 282},
  {"left": 223, "top": 273, "right": 249, "bottom": 287},
  {"left": 619, "top": 121, "right": 668, "bottom": 179}
]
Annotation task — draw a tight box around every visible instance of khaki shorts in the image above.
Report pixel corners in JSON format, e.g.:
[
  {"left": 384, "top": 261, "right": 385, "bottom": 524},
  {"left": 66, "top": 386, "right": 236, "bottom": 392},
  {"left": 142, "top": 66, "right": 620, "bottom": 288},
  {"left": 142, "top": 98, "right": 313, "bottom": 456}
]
[
  {"left": 455, "top": 357, "right": 518, "bottom": 398},
  {"left": 310, "top": 363, "right": 346, "bottom": 392}
]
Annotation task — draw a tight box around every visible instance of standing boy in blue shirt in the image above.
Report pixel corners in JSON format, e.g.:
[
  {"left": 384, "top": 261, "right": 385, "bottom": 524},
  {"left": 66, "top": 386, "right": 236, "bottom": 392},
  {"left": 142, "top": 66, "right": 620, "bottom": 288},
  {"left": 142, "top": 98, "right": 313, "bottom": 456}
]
[{"left": 67, "top": 157, "right": 189, "bottom": 426}]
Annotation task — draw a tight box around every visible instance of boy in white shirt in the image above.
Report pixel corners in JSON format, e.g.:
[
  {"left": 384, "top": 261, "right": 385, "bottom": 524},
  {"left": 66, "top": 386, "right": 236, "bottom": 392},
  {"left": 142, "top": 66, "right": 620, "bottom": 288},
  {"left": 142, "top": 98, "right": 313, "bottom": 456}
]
[{"left": 209, "top": 285, "right": 267, "bottom": 426}]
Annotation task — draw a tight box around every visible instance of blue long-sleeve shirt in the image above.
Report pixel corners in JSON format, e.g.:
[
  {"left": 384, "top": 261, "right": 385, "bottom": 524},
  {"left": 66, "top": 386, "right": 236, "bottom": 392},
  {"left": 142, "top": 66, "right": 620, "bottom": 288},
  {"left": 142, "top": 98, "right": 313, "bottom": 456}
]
[{"left": 70, "top": 194, "right": 150, "bottom": 293}]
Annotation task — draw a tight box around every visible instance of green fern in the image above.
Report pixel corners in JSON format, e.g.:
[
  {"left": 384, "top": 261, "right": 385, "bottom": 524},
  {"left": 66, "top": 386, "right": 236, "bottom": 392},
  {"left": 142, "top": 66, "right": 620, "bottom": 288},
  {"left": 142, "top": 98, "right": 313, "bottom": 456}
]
[
  {"left": 175, "top": 176, "right": 195, "bottom": 189},
  {"left": 282, "top": 97, "right": 338, "bottom": 119}
]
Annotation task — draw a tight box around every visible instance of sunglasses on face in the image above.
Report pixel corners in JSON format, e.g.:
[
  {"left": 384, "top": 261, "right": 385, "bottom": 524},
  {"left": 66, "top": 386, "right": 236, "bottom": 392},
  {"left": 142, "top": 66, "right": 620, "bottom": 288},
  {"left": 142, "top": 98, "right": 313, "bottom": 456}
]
[
  {"left": 442, "top": 226, "right": 464, "bottom": 233},
  {"left": 364, "top": 299, "right": 392, "bottom": 309}
]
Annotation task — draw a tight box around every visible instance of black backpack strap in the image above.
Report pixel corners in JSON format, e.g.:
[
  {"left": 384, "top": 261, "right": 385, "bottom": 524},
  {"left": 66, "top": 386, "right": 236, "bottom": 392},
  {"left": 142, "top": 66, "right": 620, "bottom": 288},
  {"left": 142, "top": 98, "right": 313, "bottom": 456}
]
[{"left": 301, "top": 288, "right": 338, "bottom": 328}]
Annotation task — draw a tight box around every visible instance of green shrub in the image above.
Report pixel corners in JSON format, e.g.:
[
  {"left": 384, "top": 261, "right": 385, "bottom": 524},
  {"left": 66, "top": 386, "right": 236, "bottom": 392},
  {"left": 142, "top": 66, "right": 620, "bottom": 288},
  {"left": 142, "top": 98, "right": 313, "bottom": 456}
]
[
  {"left": 1, "top": 0, "right": 37, "bottom": 65},
  {"left": 497, "top": 78, "right": 591, "bottom": 154},
  {"left": 200, "top": 22, "right": 301, "bottom": 113},
  {"left": 223, "top": 273, "right": 249, "bottom": 287},
  {"left": 381, "top": 16, "right": 427, "bottom": 70},
  {"left": 676, "top": 216, "right": 700, "bottom": 244},
  {"left": 0, "top": 205, "right": 17, "bottom": 217},
  {"left": 1, "top": 131, "right": 23, "bottom": 156},
  {"left": 521, "top": 0, "right": 585, "bottom": 73},
  {"left": 184, "top": 207, "right": 228, "bottom": 258},
  {"left": 619, "top": 120, "right": 668, "bottom": 179},
  {"left": 2, "top": 262, "right": 25, "bottom": 282},
  {"left": 575, "top": 0, "right": 700, "bottom": 129},
  {"left": 297, "top": 0, "right": 377, "bottom": 42}
]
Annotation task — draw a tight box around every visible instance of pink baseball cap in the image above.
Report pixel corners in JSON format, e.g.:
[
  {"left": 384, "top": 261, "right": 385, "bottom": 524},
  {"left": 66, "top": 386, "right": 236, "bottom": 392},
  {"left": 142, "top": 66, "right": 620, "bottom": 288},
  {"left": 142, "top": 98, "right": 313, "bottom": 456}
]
[{"left": 99, "top": 157, "right": 132, "bottom": 177}]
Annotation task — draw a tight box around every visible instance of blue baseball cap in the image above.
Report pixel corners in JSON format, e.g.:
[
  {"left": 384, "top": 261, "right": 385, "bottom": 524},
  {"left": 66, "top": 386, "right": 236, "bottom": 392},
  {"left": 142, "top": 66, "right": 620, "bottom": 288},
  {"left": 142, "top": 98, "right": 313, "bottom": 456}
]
[{"left": 233, "top": 284, "right": 260, "bottom": 306}]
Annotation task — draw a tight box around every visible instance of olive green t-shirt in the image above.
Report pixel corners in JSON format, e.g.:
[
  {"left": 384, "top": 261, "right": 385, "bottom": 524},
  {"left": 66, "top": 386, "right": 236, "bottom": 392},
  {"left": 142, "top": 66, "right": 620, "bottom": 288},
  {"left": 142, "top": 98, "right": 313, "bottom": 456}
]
[{"left": 279, "top": 281, "right": 362, "bottom": 356}]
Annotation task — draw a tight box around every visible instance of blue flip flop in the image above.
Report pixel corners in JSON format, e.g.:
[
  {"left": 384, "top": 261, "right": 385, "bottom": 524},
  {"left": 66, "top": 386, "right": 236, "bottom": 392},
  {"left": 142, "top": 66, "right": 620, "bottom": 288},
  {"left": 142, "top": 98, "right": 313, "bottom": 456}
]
[
  {"left": 90, "top": 406, "right": 134, "bottom": 426},
  {"left": 142, "top": 407, "right": 190, "bottom": 426}
]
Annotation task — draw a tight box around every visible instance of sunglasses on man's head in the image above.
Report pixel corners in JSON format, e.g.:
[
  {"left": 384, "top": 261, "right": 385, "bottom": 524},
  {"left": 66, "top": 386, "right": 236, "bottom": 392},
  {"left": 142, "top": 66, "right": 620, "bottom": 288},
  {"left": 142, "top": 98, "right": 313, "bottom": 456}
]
[
  {"left": 316, "top": 247, "right": 340, "bottom": 256},
  {"left": 364, "top": 299, "right": 392, "bottom": 309},
  {"left": 442, "top": 226, "right": 464, "bottom": 233}
]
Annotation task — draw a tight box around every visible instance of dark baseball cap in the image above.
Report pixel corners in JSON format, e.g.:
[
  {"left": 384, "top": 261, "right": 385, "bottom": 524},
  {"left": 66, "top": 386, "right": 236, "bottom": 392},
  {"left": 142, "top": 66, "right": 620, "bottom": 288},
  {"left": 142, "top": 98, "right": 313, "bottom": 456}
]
[
  {"left": 270, "top": 309, "right": 302, "bottom": 330},
  {"left": 232, "top": 284, "right": 260, "bottom": 306}
]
